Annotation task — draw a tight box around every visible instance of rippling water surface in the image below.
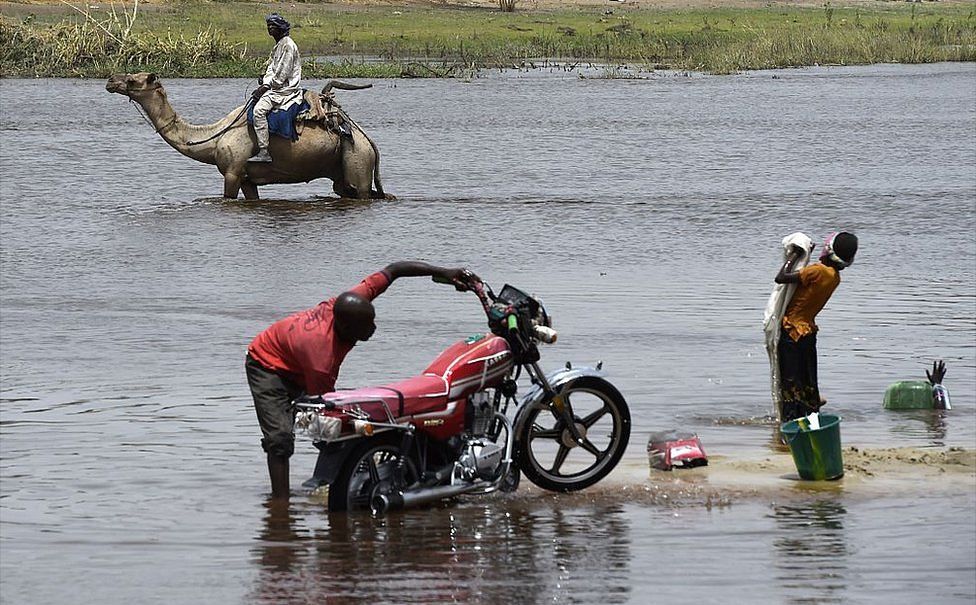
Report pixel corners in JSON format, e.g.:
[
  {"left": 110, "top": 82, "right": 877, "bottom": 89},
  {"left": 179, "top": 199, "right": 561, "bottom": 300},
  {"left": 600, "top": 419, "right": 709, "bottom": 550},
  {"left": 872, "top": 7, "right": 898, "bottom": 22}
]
[{"left": 1, "top": 63, "right": 974, "bottom": 604}]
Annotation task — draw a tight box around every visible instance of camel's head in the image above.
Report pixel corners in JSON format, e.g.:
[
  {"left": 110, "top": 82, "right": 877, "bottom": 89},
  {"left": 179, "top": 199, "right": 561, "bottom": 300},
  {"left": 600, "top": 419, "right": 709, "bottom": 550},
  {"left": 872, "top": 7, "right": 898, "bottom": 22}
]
[{"left": 106, "top": 72, "right": 162, "bottom": 99}]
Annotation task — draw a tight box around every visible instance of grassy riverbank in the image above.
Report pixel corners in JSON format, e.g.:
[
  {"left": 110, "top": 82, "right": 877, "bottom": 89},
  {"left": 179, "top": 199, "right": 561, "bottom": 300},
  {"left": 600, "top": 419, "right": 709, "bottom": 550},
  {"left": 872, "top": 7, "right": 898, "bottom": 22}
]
[{"left": 1, "top": 0, "right": 974, "bottom": 77}]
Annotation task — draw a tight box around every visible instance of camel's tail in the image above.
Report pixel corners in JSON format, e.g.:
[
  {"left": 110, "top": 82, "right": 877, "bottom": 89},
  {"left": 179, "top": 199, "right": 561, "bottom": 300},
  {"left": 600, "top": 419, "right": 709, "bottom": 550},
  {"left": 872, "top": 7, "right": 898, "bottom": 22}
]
[{"left": 367, "top": 134, "right": 386, "bottom": 199}]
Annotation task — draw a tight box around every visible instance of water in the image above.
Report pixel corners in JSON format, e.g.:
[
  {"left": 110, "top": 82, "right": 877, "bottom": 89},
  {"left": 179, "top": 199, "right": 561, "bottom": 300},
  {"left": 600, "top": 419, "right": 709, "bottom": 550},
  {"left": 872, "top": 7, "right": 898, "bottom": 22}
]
[{"left": 1, "top": 63, "right": 975, "bottom": 604}]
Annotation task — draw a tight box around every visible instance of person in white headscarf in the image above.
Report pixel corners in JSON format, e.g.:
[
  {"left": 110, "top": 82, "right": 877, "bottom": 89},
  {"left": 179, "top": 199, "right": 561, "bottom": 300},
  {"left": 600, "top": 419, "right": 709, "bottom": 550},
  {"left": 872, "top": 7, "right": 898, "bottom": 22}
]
[{"left": 248, "top": 13, "right": 302, "bottom": 163}]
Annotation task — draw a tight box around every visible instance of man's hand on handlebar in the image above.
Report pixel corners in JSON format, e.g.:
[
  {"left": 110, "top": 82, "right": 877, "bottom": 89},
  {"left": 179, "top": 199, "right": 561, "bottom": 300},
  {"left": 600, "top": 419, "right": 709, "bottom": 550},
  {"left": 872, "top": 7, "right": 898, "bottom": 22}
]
[{"left": 433, "top": 268, "right": 480, "bottom": 292}]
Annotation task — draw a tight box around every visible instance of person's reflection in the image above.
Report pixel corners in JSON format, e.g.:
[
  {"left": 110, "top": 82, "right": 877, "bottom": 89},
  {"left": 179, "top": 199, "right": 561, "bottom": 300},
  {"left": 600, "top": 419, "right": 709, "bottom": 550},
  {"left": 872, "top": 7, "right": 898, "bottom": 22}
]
[
  {"left": 889, "top": 410, "right": 948, "bottom": 444},
  {"left": 771, "top": 500, "right": 849, "bottom": 599},
  {"left": 247, "top": 494, "right": 633, "bottom": 603},
  {"left": 249, "top": 498, "right": 312, "bottom": 604}
]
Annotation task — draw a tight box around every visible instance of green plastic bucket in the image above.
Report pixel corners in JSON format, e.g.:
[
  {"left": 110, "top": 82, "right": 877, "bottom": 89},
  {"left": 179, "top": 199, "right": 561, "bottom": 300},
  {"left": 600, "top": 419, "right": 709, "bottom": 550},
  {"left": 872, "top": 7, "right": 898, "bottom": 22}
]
[
  {"left": 781, "top": 414, "right": 844, "bottom": 481},
  {"left": 883, "top": 380, "right": 936, "bottom": 410}
]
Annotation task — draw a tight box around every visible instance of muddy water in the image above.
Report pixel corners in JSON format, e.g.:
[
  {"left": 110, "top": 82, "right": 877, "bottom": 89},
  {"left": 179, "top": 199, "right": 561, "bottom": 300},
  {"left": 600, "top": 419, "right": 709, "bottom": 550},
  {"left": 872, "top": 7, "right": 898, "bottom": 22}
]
[{"left": 1, "top": 63, "right": 974, "bottom": 604}]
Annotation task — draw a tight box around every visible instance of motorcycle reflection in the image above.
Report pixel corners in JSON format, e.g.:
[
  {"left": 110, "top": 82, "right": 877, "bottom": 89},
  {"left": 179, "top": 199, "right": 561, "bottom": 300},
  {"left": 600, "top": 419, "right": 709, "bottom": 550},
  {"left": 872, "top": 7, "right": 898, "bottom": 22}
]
[
  {"left": 293, "top": 276, "right": 632, "bottom": 513},
  {"left": 249, "top": 498, "right": 634, "bottom": 604}
]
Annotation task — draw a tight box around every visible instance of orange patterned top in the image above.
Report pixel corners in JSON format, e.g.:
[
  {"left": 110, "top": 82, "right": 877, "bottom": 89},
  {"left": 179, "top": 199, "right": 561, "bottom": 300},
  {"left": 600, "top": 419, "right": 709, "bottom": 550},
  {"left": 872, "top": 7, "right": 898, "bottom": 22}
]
[{"left": 781, "top": 263, "right": 840, "bottom": 341}]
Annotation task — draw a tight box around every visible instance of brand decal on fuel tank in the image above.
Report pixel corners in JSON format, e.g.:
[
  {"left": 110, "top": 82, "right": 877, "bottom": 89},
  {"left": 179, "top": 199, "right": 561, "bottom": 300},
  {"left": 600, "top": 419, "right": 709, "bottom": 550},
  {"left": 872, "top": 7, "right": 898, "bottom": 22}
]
[
  {"left": 465, "top": 333, "right": 487, "bottom": 344},
  {"left": 423, "top": 419, "right": 445, "bottom": 426},
  {"left": 477, "top": 351, "right": 511, "bottom": 368}
]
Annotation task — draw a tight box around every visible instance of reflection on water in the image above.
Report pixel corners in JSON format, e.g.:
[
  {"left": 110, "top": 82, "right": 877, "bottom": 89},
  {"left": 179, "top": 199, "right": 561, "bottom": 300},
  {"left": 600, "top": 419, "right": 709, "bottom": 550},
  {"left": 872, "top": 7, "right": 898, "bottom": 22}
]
[
  {"left": 887, "top": 410, "right": 950, "bottom": 444},
  {"left": 250, "top": 498, "right": 632, "bottom": 604},
  {"left": 772, "top": 500, "right": 849, "bottom": 603}
]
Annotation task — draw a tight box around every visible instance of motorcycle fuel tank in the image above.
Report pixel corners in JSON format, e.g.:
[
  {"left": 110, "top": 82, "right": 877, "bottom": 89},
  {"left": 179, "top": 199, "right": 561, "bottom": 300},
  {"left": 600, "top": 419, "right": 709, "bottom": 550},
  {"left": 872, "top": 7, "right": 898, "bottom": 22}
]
[{"left": 424, "top": 334, "right": 513, "bottom": 400}]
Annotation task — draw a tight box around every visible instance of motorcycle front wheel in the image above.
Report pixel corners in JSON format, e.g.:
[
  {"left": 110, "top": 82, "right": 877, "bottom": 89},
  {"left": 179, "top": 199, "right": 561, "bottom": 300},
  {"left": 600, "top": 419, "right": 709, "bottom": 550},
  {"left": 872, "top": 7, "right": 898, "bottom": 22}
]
[
  {"left": 515, "top": 376, "right": 631, "bottom": 492},
  {"left": 328, "top": 436, "right": 418, "bottom": 512}
]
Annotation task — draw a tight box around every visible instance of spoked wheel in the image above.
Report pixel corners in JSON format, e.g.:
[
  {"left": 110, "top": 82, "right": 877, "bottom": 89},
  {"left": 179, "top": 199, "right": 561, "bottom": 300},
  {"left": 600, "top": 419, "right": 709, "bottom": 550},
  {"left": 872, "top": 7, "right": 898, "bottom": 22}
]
[
  {"left": 328, "top": 437, "right": 418, "bottom": 512},
  {"left": 516, "top": 377, "right": 631, "bottom": 492}
]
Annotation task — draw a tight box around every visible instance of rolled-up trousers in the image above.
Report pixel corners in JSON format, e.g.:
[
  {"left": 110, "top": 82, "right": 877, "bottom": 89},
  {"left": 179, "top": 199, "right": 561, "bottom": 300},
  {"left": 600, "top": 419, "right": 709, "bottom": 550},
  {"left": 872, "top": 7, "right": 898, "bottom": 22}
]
[{"left": 251, "top": 94, "right": 277, "bottom": 149}]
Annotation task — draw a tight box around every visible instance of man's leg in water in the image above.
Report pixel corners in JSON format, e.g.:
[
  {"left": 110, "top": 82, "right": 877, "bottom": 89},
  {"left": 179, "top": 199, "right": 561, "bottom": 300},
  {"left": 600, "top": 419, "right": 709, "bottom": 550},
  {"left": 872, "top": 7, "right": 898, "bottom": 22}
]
[
  {"left": 267, "top": 453, "right": 290, "bottom": 500},
  {"left": 246, "top": 355, "right": 302, "bottom": 499}
]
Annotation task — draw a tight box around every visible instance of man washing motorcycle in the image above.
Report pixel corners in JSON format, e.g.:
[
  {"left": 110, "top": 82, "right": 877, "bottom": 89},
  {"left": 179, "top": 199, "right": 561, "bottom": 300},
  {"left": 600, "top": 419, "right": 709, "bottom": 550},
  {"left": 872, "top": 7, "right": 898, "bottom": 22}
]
[{"left": 245, "top": 261, "right": 474, "bottom": 499}]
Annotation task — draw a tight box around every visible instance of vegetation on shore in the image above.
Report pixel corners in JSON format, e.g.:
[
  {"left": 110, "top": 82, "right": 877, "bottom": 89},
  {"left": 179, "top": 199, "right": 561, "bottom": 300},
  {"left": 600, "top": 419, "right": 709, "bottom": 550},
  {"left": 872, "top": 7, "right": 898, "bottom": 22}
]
[{"left": 1, "top": 0, "right": 974, "bottom": 78}]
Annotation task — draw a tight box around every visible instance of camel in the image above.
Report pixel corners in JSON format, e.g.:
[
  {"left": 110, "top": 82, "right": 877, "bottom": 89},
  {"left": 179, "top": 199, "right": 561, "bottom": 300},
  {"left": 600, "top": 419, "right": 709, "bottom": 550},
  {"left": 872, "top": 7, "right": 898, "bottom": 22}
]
[{"left": 106, "top": 72, "right": 385, "bottom": 200}]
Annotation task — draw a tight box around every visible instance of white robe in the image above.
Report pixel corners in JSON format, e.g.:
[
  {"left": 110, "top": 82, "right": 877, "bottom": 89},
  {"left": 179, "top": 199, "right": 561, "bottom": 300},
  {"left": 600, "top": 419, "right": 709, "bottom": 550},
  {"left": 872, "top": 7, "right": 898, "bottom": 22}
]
[
  {"left": 261, "top": 35, "right": 303, "bottom": 110},
  {"left": 763, "top": 232, "right": 814, "bottom": 418}
]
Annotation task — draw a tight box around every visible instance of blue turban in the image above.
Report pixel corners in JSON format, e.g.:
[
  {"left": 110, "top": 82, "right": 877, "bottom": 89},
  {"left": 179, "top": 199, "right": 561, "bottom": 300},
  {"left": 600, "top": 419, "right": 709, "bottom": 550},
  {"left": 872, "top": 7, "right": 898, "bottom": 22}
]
[{"left": 266, "top": 13, "right": 291, "bottom": 34}]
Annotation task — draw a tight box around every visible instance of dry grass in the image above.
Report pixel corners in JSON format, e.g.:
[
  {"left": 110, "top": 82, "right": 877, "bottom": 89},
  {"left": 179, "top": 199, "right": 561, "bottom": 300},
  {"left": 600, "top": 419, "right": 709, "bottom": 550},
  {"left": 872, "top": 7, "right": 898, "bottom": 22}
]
[{"left": 2, "top": 0, "right": 974, "bottom": 77}]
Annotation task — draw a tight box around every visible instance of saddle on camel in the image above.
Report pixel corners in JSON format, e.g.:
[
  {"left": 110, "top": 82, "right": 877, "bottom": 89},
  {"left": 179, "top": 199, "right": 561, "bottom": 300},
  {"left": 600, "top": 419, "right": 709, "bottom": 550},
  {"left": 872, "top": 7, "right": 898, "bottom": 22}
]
[{"left": 249, "top": 82, "right": 373, "bottom": 147}]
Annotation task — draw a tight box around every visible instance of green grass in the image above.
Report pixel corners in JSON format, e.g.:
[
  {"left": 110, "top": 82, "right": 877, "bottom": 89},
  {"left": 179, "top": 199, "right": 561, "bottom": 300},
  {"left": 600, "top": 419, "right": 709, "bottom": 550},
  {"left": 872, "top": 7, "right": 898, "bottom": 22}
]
[{"left": 1, "top": 1, "right": 974, "bottom": 77}]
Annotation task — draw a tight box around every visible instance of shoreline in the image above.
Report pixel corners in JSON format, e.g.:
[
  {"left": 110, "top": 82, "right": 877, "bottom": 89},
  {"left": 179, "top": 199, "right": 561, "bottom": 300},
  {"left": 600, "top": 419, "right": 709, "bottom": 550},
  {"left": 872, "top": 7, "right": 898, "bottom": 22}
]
[
  {"left": 3, "top": 0, "right": 974, "bottom": 77},
  {"left": 533, "top": 445, "right": 976, "bottom": 508},
  {"left": 303, "top": 444, "right": 976, "bottom": 509}
]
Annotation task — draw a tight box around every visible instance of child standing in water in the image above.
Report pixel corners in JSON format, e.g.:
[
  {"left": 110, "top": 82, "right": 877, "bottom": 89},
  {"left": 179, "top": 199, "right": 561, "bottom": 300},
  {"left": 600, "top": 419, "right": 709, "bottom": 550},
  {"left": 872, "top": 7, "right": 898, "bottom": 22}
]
[{"left": 774, "top": 232, "right": 859, "bottom": 421}]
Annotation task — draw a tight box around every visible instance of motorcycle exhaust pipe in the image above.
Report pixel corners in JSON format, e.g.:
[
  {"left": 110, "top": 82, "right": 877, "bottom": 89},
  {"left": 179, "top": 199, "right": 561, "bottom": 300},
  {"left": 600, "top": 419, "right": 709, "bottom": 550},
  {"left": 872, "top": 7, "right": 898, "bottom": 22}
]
[{"left": 371, "top": 482, "right": 485, "bottom": 514}]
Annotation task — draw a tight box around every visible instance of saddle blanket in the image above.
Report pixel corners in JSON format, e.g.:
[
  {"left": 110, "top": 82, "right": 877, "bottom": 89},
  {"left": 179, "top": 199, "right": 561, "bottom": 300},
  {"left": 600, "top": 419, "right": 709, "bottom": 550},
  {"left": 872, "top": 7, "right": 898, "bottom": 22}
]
[{"left": 247, "top": 97, "right": 311, "bottom": 142}]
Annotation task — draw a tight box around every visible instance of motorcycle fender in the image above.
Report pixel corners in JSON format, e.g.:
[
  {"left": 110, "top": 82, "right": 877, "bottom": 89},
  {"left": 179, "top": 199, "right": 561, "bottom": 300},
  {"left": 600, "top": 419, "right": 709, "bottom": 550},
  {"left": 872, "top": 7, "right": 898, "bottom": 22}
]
[
  {"left": 511, "top": 365, "right": 607, "bottom": 446},
  {"left": 301, "top": 440, "right": 358, "bottom": 489}
]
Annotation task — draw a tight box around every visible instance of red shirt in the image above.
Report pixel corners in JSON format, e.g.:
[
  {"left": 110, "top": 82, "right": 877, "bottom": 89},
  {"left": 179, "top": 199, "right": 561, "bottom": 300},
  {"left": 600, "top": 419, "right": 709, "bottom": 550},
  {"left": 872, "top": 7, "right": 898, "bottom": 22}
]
[{"left": 247, "top": 271, "right": 391, "bottom": 394}]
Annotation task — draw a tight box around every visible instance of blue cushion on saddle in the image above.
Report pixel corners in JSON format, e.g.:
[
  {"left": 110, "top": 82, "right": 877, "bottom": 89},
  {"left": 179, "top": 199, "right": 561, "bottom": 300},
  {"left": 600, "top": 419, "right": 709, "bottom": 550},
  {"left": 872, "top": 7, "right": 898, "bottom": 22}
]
[{"left": 247, "top": 99, "right": 311, "bottom": 142}]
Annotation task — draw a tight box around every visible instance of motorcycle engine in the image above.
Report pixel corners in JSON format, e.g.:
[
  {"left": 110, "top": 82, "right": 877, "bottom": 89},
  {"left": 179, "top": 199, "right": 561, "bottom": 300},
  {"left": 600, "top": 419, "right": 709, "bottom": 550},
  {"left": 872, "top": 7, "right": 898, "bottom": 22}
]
[{"left": 457, "top": 439, "right": 504, "bottom": 482}]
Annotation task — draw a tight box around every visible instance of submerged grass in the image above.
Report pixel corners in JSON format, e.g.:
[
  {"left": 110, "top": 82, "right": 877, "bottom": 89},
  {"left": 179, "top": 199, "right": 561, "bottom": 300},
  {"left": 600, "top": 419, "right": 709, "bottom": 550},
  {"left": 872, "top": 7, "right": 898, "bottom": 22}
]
[{"left": 1, "top": 1, "right": 974, "bottom": 77}]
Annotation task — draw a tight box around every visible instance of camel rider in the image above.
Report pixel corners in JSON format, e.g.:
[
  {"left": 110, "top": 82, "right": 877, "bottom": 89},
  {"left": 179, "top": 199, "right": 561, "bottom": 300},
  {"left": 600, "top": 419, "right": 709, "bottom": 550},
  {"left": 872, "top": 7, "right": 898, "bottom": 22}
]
[{"left": 248, "top": 13, "right": 302, "bottom": 163}]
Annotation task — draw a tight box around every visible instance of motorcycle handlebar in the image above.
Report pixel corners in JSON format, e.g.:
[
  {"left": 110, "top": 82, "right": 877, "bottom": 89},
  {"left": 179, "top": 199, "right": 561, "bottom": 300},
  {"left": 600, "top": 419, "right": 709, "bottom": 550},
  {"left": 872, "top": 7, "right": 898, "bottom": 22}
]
[{"left": 432, "top": 274, "right": 556, "bottom": 344}]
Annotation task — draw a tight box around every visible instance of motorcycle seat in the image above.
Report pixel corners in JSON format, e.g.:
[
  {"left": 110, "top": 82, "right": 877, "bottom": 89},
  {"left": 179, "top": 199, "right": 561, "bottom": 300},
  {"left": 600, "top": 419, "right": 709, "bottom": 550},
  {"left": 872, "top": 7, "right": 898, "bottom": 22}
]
[{"left": 321, "top": 375, "right": 449, "bottom": 419}]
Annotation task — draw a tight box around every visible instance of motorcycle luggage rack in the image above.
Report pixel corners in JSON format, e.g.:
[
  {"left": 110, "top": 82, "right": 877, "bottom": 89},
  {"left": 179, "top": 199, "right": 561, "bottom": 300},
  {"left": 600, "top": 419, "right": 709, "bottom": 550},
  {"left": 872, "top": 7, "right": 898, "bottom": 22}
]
[
  {"left": 295, "top": 394, "right": 401, "bottom": 425},
  {"left": 295, "top": 394, "right": 413, "bottom": 443}
]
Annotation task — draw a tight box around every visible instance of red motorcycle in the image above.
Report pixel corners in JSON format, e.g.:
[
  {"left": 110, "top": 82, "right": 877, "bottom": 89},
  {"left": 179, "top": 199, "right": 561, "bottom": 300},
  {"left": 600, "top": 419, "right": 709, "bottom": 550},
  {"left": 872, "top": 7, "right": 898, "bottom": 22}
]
[{"left": 294, "top": 276, "right": 631, "bottom": 513}]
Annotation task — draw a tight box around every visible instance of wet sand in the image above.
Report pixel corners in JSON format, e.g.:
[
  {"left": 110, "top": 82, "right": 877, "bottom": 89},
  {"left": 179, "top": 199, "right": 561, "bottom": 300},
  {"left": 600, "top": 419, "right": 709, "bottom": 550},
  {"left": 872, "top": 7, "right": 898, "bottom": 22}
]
[{"left": 579, "top": 446, "right": 976, "bottom": 508}]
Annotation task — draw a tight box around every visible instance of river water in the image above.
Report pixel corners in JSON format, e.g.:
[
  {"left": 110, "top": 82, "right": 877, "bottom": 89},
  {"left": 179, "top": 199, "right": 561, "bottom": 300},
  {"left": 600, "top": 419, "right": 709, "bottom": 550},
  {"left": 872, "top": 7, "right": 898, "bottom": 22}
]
[{"left": 1, "top": 63, "right": 974, "bottom": 604}]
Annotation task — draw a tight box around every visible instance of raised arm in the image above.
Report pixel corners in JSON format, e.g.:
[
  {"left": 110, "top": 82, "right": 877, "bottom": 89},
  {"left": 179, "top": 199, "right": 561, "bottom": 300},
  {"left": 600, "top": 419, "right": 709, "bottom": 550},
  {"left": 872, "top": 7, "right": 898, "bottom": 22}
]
[
  {"left": 775, "top": 246, "right": 804, "bottom": 284},
  {"left": 383, "top": 261, "right": 475, "bottom": 288}
]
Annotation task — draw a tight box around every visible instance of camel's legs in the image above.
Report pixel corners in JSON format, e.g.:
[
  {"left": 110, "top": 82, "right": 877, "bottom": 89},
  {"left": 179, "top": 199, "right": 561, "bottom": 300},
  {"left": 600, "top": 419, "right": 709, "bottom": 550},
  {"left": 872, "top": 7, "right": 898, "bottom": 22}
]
[
  {"left": 242, "top": 180, "right": 259, "bottom": 200},
  {"left": 223, "top": 171, "right": 243, "bottom": 199},
  {"left": 332, "top": 179, "right": 356, "bottom": 199},
  {"left": 341, "top": 141, "right": 373, "bottom": 200}
]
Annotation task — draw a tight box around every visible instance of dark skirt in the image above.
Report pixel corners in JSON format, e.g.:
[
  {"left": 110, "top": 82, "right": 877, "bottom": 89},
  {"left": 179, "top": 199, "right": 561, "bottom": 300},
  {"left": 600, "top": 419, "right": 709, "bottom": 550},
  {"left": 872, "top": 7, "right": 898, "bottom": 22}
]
[{"left": 778, "top": 331, "right": 822, "bottom": 421}]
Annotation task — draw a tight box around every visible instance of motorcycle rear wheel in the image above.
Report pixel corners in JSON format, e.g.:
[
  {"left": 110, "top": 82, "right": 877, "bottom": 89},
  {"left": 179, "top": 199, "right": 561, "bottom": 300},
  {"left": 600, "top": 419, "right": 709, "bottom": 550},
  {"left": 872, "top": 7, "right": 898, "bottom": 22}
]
[
  {"left": 516, "top": 377, "right": 631, "bottom": 492},
  {"left": 328, "top": 436, "right": 418, "bottom": 512}
]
